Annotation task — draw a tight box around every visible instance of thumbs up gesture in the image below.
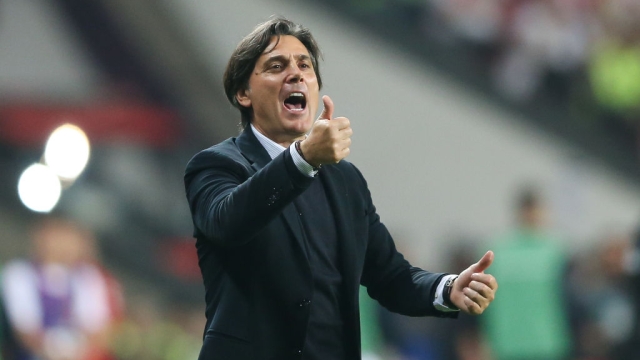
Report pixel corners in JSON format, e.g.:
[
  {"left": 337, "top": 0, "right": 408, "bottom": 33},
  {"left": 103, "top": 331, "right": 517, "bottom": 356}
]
[
  {"left": 450, "top": 251, "right": 498, "bottom": 315},
  {"left": 299, "top": 95, "right": 352, "bottom": 167}
]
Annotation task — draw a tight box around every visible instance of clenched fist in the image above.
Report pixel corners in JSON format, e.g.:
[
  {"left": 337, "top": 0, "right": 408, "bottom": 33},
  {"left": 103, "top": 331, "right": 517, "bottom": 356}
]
[{"left": 299, "top": 95, "right": 352, "bottom": 167}]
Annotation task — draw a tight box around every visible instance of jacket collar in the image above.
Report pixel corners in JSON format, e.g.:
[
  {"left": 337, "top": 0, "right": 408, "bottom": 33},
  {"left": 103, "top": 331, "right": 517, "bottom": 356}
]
[{"left": 236, "top": 125, "right": 272, "bottom": 171}]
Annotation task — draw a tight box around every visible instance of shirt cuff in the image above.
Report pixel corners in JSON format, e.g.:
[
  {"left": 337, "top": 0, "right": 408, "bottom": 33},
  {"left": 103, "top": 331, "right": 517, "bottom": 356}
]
[
  {"left": 433, "top": 274, "right": 460, "bottom": 312},
  {"left": 289, "top": 142, "right": 318, "bottom": 178}
]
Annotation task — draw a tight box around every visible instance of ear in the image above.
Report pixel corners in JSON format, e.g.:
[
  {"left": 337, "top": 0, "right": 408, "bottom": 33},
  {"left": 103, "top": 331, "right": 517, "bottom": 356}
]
[{"left": 236, "top": 88, "right": 251, "bottom": 108}]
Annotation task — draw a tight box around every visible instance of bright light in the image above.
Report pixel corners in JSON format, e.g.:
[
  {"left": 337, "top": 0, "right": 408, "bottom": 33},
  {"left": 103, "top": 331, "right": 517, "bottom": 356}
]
[
  {"left": 18, "top": 164, "right": 62, "bottom": 213},
  {"left": 44, "top": 124, "right": 90, "bottom": 180}
]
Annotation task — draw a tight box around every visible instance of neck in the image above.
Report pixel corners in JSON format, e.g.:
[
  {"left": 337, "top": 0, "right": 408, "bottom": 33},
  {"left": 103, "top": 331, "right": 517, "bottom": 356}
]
[{"left": 251, "top": 123, "right": 306, "bottom": 148}]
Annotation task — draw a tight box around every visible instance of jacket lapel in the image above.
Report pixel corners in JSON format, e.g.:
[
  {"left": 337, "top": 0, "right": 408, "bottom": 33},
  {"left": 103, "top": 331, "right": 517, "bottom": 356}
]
[
  {"left": 235, "top": 126, "right": 309, "bottom": 260},
  {"left": 235, "top": 126, "right": 271, "bottom": 173}
]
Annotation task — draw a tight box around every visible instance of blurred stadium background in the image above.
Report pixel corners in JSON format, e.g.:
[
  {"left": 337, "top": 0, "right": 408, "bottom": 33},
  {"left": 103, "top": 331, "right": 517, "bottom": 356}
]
[{"left": 1, "top": 0, "right": 640, "bottom": 359}]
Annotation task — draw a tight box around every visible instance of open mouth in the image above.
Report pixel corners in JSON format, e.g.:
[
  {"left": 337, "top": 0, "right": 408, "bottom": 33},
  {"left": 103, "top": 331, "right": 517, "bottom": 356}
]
[{"left": 283, "top": 92, "right": 307, "bottom": 112}]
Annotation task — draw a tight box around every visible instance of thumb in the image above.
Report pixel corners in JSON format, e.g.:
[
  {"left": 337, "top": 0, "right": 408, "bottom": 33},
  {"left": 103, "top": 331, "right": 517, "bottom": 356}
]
[
  {"left": 470, "top": 251, "right": 494, "bottom": 273},
  {"left": 318, "top": 95, "right": 334, "bottom": 120}
]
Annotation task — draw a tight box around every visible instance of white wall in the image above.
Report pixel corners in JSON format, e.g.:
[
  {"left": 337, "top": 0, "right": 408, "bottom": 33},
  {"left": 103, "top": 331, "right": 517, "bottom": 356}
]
[
  {"left": 162, "top": 0, "right": 640, "bottom": 268},
  {"left": 0, "top": 0, "right": 104, "bottom": 101}
]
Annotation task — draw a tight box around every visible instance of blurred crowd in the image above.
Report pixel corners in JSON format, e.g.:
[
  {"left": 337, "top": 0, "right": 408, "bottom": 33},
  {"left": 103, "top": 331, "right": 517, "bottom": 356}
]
[
  {"left": 335, "top": 1, "right": 640, "bottom": 356},
  {"left": 2, "top": 195, "right": 638, "bottom": 360},
  {"left": 346, "top": 0, "right": 640, "bottom": 159},
  {"left": 360, "top": 187, "right": 640, "bottom": 360},
  {"left": 0, "top": 218, "right": 203, "bottom": 360}
]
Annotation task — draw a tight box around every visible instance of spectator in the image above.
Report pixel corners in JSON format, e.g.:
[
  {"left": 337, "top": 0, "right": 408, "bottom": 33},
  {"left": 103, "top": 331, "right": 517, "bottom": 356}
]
[
  {"left": 358, "top": 286, "right": 383, "bottom": 360},
  {"left": 430, "top": 0, "right": 503, "bottom": 53},
  {"left": 1, "top": 218, "right": 119, "bottom": 360},
  {"left": 493, "top": 0, "right": 593, "bottom": 102},
  {"left": 616, "top": 228, "right": 640, "bottom": 359},
  {"left": 482, "top": 187, "right": 571, "bottom": 360},
  {"left": 588, "top": 0, "right": 640, "bottom": 156},
  {"left": 595, "top": 234, "right": 635, "bottom": 359}
]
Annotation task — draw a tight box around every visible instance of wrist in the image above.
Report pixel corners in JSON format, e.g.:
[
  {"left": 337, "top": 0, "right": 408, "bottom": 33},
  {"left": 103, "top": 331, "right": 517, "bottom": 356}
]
[
  {"left": 296, "top": 140, "right": 321, "bottom": 170},
  {"left": 443, "top": 276, "right": 459, "bottom": 310}
]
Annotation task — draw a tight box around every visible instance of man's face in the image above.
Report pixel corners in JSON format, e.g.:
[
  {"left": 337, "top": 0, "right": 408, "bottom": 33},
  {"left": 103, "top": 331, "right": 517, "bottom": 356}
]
[{"left": 237, "top": 35, "right": 319, "bottom": 145}]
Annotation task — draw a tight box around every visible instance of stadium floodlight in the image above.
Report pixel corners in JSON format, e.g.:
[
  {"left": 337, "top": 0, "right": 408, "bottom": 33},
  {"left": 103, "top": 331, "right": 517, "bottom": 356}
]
[
  {"left": 18, "top": 163, "right": 62, "bottom": 213},
  {"left": 44, "top": 123, "right": 91, "bottom": 181}
]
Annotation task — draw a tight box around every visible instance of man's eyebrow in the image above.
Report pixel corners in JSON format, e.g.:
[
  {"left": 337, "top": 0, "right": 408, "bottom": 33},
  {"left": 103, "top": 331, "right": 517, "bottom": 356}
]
[
  {"left": 262, "top": 55, "right": 287, "bottom": 69},
  {"left": 263, "top": 54, "right": 310, "bottom": 66},
  {"left": 264, "top": 54, "right": 287, "bottom": 63}
]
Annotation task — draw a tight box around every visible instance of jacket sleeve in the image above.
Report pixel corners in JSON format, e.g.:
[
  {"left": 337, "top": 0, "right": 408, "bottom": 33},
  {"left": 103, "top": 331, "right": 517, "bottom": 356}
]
[
  {"left": 184, "top": 146, "right": 314, "bottom": 247},
  {"left": 354, "top": 165, "right": 456, "bottom": 318}
]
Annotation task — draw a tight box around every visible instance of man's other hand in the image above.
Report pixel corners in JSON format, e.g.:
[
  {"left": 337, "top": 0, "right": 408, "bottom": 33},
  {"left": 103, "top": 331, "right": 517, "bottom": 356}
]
[{"left": 450, "top": 251, "right": 498, "bottom": 315}]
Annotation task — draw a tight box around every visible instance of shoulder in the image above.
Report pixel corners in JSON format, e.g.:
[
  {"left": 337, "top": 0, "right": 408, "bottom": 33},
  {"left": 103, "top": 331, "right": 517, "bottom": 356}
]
[
  {"left": 184, "top": 138, "right": 248, "bottom": 175},
  {"left": 186, "top": 138, "right": 238, "bottom": 165},
  {"left": 2, "top": 259, "right": 34, "bottom": 277},
  {"left": 2, "top": 259, "right": 37, "bottom": 287}
]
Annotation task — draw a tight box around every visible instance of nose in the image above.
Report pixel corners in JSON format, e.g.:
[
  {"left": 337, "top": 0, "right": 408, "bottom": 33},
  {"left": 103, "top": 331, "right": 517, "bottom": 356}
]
[{"left": 286, "top": 63, "right": 304, "bottom": 84}]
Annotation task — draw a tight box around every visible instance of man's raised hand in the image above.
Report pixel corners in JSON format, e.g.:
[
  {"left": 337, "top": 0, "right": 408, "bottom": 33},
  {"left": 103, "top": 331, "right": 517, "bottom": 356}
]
[{"left": 299, "top": 95, "right": 352, "bottom": 167}]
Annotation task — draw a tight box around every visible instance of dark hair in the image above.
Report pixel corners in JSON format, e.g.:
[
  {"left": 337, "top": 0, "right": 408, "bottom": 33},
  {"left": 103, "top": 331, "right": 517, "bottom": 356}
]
[
  {"left": 517, "top": 187, "right": 540, "bottom": 212},
  {"left": 223, "top": 17, "right": 323, "bottom": 128}
]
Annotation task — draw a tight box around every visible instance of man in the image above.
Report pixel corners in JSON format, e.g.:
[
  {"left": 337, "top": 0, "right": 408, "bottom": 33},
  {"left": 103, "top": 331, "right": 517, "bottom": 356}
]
[
  {"left": 482, "top": 188, "right": 569, "bottom": 360},
  {"left": 184, "top": 17, "right": 497, "bottom": 360},
  {"left": 1, "top": 218, "right": 117, "bottom": 360}
]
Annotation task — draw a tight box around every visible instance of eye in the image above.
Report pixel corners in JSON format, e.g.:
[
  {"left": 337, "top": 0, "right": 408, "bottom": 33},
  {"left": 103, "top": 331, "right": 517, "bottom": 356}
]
[{"left": 299, "top": 62, "right": 311, "bottom": 69}]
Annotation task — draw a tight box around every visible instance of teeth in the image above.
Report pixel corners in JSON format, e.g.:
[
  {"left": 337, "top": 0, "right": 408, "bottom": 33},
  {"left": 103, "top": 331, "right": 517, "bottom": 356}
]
[{"left": 289, "top": 92, "right": 304, "bottom": 98}]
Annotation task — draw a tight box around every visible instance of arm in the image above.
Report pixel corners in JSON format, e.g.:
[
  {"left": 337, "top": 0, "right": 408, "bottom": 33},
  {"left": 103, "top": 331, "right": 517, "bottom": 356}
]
[
  {"left": 185, "top": 146, "right": 313, "bottom": 247},
  {"left": 354, "top": 166, "right": 453, "bottom": 317},
  {"left": 1, "top": 262, "right": 49, "bottom": 359},
  {"left": 361, "top": 209, "right": 451, "bottom": 317},
  {"left": 355, "top": 165, "right": 497, "bottom": 317}
]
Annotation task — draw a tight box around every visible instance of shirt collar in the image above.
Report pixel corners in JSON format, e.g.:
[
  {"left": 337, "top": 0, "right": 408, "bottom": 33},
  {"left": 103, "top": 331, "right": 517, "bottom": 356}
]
[{"left": 250, "top": 124, "right": 285, "bottom": 160}]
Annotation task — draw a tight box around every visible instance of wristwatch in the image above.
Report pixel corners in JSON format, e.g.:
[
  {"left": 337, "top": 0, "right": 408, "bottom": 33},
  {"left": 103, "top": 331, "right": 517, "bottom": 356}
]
[{"left": 443, "top": 276, "right": 458, "bottom": 310}]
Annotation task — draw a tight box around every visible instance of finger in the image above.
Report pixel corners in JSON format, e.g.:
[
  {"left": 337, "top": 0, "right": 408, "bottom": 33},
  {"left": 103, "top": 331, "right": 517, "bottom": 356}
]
[
  {"left": 469, "top": 281, "right": 495, "bottom": 301},
  {"left": 319, "top": 95, "right": 334, "bottom": 120},
  {"left": 338, "top": 127, "right": 353, "bottom": 139},
  {"left": 463, "top": 287, "right": 486, "bottom": 304},
  {"left": 340, "top": 147, "right": 350, "bottom": 160},
  {"left": 333, "top": 117, "right": 350, "bottom": 130},
  {"left": 463, "top": 296, "right": 483, "bottom": 315},
  {"left": 471, "top": 273, "right": 498, "bottom": 290},
  {"left": 341, "top": 137, "right": 352, "bottom": 150},
  {"left": 470, "top": 250, "right": 494, "bottom": 273},
  {"left": 334, "top": 138, "right": 351, "bottom": 155}
]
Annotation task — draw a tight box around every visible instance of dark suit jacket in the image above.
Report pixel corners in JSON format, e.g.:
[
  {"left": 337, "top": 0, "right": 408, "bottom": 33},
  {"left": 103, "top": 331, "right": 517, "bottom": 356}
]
[{"left": 184, "top": 127, "right": 455, "bottom": 360}]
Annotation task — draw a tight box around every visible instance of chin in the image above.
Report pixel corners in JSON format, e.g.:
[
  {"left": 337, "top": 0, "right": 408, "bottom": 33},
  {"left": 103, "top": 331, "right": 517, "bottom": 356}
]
[{"left": 284, "top": 117, "right": 312, "bottom": 133}]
